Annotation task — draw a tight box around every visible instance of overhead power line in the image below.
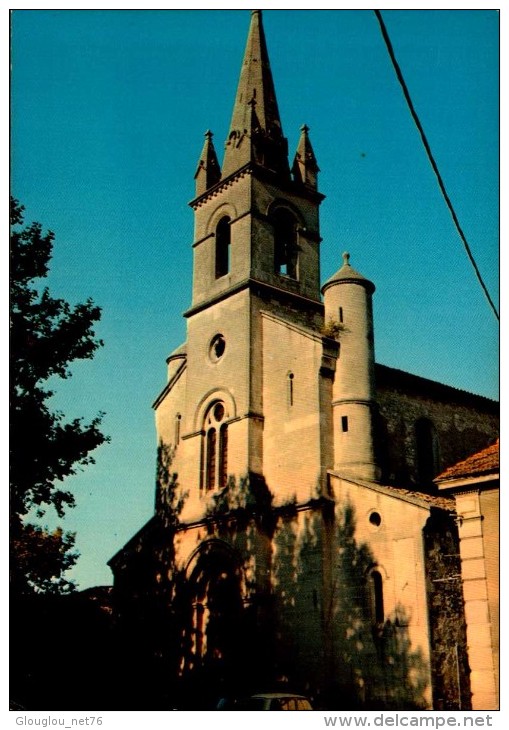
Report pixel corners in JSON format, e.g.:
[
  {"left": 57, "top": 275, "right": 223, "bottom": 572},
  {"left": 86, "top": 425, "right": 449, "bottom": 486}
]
[{"left": 374, "top": 9, "right": 499, "bottom": 322}]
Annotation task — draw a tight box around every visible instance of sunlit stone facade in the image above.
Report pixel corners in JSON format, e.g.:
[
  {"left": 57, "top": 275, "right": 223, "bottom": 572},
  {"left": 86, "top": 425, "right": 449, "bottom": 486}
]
[{"left": 110, "top": 11, "right": 498, "bottom": 710}]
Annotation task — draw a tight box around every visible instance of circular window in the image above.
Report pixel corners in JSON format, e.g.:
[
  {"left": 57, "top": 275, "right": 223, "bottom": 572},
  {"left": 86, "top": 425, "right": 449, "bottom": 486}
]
[
  {"left": 369, "top": 511, "right": 382, "bottom": 528},
  {"left": 209, "top": 334, "right": 226, "bottom": 362},
  {"left": 213, "top": 402, "right": 225, "bottom": 421}
]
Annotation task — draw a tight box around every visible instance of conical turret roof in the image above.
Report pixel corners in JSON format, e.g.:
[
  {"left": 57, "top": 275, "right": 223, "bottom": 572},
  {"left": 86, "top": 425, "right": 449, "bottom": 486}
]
[{"left": 322, "top": 252, "right": 375, "bottom": 294}]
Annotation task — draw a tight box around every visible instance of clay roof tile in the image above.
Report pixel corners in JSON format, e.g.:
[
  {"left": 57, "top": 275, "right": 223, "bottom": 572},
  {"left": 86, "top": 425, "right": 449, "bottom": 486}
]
[{"left": 436, "top": 440, "right": 499, "bottom": 482}]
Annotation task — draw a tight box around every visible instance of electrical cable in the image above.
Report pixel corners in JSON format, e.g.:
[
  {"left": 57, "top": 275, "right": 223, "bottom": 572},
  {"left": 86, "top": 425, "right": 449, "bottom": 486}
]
[{"left": 374, "top": 9, "right": 499, "bottom": 321}]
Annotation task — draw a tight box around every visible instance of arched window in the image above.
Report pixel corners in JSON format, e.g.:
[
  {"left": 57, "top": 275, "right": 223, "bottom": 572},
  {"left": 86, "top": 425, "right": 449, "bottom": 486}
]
[
  {"left": 370, "top": 570, "right": 384, "bottom": 625},
  {"left": 287, "top": 372, "right": 294, "bottom": 407},
  {"left": 219, "top": 424, "right": 228, "bottom": 489},
  {"left": 203, "top": 401, "right": 229, "bottom": 491},
  {"left": 415, "top": 417, "right": 440, "bottom": 484},
  {"left": 206, "top": 428, "right": 216, "bottom": 490},
  {"left": 175, "top": 413, "right": 182, "bottom": 447},
  {"left": 215, "top": 216, "right": 231, "bottom": 278},
  {"left": 273, "top": 208, "right": 298, "bottom": 279}
]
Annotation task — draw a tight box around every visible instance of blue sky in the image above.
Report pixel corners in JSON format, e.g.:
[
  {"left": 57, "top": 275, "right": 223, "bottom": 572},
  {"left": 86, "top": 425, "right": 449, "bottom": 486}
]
[{"left": 10, "top": 9, "right": 499, "bottom": 590}]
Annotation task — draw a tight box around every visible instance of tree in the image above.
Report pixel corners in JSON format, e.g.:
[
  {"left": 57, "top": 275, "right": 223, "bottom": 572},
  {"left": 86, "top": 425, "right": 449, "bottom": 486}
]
[
  {"left": 10, "top": 524, "right": 78, "bottom": 596},
  {"left": 10, "top": 197, "right": 108, "bottom": 594}
]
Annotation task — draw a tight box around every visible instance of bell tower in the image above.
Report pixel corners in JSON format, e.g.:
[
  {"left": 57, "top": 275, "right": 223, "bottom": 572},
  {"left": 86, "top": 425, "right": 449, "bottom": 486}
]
[
  {"left": 172, "top": 9, "right": 326, "bottom": 510},
  {"left": 187, "top": 9, "right": 324, "bottom": 314}
]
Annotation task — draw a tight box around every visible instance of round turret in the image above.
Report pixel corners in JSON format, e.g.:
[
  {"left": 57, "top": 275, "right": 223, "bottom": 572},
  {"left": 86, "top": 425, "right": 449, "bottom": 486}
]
[
  {"left": 166, "top": 343, "right": 187, "bottom": 382},
  {"left": 322, "top": 252, "right": 380, "bottom": 481}
]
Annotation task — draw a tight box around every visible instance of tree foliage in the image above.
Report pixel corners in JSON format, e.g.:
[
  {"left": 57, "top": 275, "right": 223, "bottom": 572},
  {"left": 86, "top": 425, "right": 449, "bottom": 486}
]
[
  {"left": 10, "top": 524, "right": 78, "bottom": 596},
  {"left": 10, "top": 197, "right": 108, "bottom": 594}
]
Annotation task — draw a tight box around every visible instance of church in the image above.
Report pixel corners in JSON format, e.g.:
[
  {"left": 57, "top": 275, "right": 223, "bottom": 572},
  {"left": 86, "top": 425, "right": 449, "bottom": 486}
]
[{"left": 109, "top": 11, "right": 498, "bottom": 711}]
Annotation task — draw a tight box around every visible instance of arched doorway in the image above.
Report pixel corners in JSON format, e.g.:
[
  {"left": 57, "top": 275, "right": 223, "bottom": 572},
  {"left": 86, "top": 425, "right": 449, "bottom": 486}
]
[{"left": 183, "top": 540, "right": 245, "bottom": 695}]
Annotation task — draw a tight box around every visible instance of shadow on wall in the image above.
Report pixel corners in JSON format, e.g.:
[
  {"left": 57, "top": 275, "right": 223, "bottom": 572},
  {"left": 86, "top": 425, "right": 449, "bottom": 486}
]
[
  {"left": 105, "top": 464, "right": 433, "bottom": 710},
  {"left": 175, "top": 473, "right": 278, "bottom": 709},
  {"left": 11, "top": 453, "right": 434, "bottom": 711},
  {"left": 170, "top": 477, "right": 431, "bottom": 710},
  {"left": 272, "top": 501, "right": 430, "bottom": 710},
  {"left": 424, "top": 509, "right": 471, "bottom": 710}
]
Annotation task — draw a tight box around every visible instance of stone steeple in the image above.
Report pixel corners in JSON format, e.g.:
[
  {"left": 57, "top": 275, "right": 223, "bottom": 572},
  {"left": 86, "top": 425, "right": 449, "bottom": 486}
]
[
  {"left": 221, "top": 10, "right": 289, "bottom": 180},
  {"left": 188, "top": 8, "right": 324, "bottom": 312},
  {"left": 292, "top": 124, "right": 320, "bottom": 190},
  {"left": 194, "top": 130, "right": 221, "bottom": 197}
]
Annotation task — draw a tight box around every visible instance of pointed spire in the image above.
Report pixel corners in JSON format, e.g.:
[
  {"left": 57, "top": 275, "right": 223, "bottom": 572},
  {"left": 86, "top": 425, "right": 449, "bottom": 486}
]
[
  {"left": 194, "top": 130, "right": 221, "bottom": 196},
  {"left": 292, "top": 124, "right": 320, "bottom": 189},
  {"left": 222, "top": 10, "right": 289, "bottom": 180}
]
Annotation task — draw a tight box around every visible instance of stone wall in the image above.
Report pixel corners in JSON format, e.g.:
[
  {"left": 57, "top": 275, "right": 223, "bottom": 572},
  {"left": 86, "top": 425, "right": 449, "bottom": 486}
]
[
  {"left": 454, "top": 485, "right": 499, "bottom": 710},
  {"left": 374, "top": 366, "right": 498, "bottom": 486}
]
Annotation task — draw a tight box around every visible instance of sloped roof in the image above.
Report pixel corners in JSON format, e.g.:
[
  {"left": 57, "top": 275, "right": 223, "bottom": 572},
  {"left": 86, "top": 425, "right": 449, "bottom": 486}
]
[
  {"left": 167, "top": 342, "right": 187, "bottom": 360},
  {"left": 436, "top": 440, "right": 499, "bottom": 482},
  {"left": 329, "top": 471, "right": 455, "bottom": 512},
  {"left": 375, "top": 363, "right": 499, "bottom": 412}
]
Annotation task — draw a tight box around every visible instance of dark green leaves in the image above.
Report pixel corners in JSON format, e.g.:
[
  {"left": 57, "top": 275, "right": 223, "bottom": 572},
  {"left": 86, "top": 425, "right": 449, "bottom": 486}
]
[{"left": 10, "top": 197, "right": 109, "bottom": 594}]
